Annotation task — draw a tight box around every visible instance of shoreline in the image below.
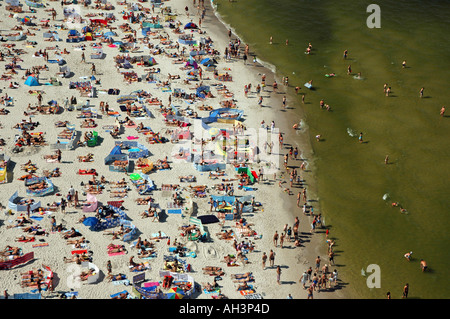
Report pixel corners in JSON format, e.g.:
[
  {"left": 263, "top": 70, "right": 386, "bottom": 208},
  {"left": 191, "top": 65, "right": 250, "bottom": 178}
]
[
  {"left": 0, "top": 0, "right": 346, "bottom": 300},
  {"left": 206, "top": 0, "right": 346, "bottom": 299}
]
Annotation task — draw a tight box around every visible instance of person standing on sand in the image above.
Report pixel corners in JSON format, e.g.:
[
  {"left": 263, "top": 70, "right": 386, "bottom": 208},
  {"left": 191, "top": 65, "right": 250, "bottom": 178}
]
[
  {"left": 307, "top": 285, "right": 314, "bottom": 299},
  {"left": 280, "top": 232, "right": 285, "bottom": 248},
  {"left": 315, "top": 256, "right": 321, "bottom": 273},
  {"left": 300, "top": 271, "right": 308, "bottom": 289},
  {"left": 276, "top": 266, "right": 282, "bottom": 284},
  {"left": 273, "top": 231, "right": 279, "bottom": 247},
  {"left": 262, "top": 252, "right": 267, "bottom": 270},
  {"left": 269, "top": 250, "right": 275, "bottom": 267}
]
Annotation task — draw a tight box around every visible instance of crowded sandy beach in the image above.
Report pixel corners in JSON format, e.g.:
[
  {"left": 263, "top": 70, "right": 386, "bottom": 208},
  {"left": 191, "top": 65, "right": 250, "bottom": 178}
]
[{"left": 0, "top": 0, "right": 343, "bottom": 300}]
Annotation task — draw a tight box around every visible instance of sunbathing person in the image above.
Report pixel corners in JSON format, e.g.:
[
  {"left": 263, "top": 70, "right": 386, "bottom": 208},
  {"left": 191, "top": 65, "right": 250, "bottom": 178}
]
[
  {"left": 149, "top": 231, "right": 166, "bottom": 240},
  {"left": 232, "top": 273, "right": 254, "bottom": 283},
  {"left": 202, "top": 266, "right": 223, "bottom": 273},
  {"left": 63, "top": 254, "right": 83, "bottom": 264},
  {"left": 107, "top": 273, "right": 127, "bottom": 282},
  {"left": 236, "top": 282, "right": 250, "bottom": 291},
  {"left": 63, "top": 228, "right": 81, "bottom": 239},
  {"left": 111, "top": 291, "right": 129, "bottom": 299},
  {"left": 1, "top": 246, "right": 22, "bottom": 256},
  {"left": 107, "top": 243, "right": 127, "bottom": 254},
  {"left": 141, "top": 208, "right": 156, "bottom": 219},
  {"left": 103, "top": 226, "right": 125, "bottom": 240},
  {"left": 138, "top": 247, "right": 156, "bottom": 258},
  {"left": 22, "top": 225, "right": 47, "bottom": 236},
  {"left": 129, "top": 256, "right": 145, "bottom": 271},
  {"left": 15, "top": 235, "right": 36, "bottom": 242},
  {"left": 80, "top": 269, "right": 95, "bottom": 281},
  {"left": 217, "top": 230, "right": 234, "bottom": 240},
  {"left": 66, "top": 236, "right": 86, "bottom": 246}
]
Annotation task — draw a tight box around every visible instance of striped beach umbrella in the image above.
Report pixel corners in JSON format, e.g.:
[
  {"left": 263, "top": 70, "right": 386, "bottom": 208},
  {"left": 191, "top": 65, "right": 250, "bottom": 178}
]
[{"left": 166, "top": 287, "right": 185, "bottom": 299}]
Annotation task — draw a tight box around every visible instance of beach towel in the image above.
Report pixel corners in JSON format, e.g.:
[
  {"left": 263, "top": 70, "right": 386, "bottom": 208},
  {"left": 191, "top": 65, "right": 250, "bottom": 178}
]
[
  {"left": 17, "top": 237, "right": 36, "bottom": 243},
  {"left": 72, "top": 244, "right": 89, "bottom": 249},
  {"left": 167, "top": 209, "right": 182, "bottom": 214},
  {"left": 108, "top": 251, "right": 126, "bottom": 256},
  {"left": 71, "top": 249, "right": 87, "bottom": 255},
  {"left": 0, "top": 252, "right": 34, "bottom": 270},
  {"left": 151, "top": 232, "right": 168, "bottom": 239},
  {"left": 143, "top": 282, "right": 160, "bottom": 288},
  {"left": 110, "top": 290, "right": 129, "bottom": 298},
  {"left": 113, "top": 279, "right": 130, "bottom": 286},
  {"left": 126, "top": 136, "right": 139, "bottom": 140},
  {"left": 203, "top": 288, "right": 221, "bottom": 294},
  {"left": 239, "top": 287, "right": 256, "bottom": 295},
  {"left": 30, "top": 216, "right": 44, "bottom": 221}
]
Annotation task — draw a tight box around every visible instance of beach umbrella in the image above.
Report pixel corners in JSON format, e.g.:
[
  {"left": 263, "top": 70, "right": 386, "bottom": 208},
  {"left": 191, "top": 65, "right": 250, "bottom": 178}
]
[
  {"left": 82, "top": 217, "right": 98, "bottom": 228},
  {"left": 148, "top": 57, "right": 157, "bottom": 66},
  {"left": 21, "top": 16, "right": 31, "bottom": 24},
  {"left": 129, "top": 173, "right": 141, "bottom": 181},
  {"left": 166, "top": 287, "right": 185, "bottom": 299}
]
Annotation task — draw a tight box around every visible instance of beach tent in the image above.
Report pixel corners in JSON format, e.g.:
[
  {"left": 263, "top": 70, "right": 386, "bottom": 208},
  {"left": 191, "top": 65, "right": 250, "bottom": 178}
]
[
  {"left": 185, "top": 60, "right": 198, "bottom": 69},
  {"left": 103, "top": 31, "right": 116, "bottom": 38},
  {"left": 82, "top": 217, "right": 99, "bottom": 228},
  {"left": 148, "top": 57, "right": 157, "bottom": 66},
  {"left": 24, "top": 75, "right": 39, "bottom": 86},
  {"left": 6, "top": 0, "right": 20, "bottom": 6},
  {"left": 184, "top": 22, "right": 198, "bottom": 30},
  {"left": 189, "top": 50, "right": 206, "bottom": 57},
  {"left": 200, "top": 57, "right": 217, "bottom": 67},
  {"left": 25, "top": 0, "right": 44, "bottom": 8},
  {"left": 196, "top": 86, "right": 210, "bottom": 99}
]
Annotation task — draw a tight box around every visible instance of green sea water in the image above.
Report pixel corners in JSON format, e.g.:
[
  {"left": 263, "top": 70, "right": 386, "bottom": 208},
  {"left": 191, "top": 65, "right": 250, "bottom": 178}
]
[{"left": 213, "top": 0, "right": 450, "bottom": 298}]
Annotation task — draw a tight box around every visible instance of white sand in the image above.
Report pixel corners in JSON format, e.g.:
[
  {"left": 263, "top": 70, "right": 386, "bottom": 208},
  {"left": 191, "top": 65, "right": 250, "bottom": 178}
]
[{"left": 0, "top": 0, "right": 345, "bottom": 299}]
